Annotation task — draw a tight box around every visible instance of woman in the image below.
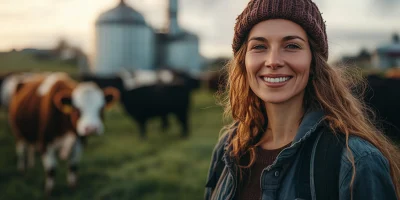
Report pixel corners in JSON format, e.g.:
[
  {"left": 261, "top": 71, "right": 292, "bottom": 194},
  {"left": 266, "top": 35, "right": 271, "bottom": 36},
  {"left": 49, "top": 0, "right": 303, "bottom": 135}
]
[{"left": 205, "top": 0, "right": 400, "bottom": 199}]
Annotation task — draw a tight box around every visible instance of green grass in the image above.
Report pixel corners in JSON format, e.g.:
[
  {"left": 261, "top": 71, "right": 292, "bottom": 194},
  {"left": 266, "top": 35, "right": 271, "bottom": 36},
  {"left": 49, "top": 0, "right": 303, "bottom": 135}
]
[
  {"left": 0, "top": 52, "right": 225, "bottom": 200},
  {"left": 0, "top": 51, "right": 79, "bottom": 78}
]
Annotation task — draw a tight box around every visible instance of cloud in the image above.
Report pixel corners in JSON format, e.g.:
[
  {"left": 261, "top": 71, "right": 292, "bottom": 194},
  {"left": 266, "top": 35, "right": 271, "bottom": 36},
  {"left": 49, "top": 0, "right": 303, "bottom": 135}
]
[{"left": 369, "top": 0, "right": 400, "bottom": 17}]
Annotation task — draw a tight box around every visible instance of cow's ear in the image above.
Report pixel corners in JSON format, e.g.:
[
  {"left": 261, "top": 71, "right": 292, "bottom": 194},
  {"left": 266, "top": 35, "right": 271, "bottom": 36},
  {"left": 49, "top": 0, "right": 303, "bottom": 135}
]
[
  {"left": 103, "top": 87, "right": 120, "bottom": 109},
  {"left": 54, "top": 90, "right": 73, "bottom": 114}
]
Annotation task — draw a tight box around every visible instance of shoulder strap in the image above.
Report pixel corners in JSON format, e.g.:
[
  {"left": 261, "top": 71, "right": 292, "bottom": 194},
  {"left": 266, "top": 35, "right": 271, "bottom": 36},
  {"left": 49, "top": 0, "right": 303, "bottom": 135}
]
[
  {"left": 295, "top": 129, "right": 345, "bottom": 200},
  {"left": 314, "top": 131, "right": 345, "bottom": 200}
]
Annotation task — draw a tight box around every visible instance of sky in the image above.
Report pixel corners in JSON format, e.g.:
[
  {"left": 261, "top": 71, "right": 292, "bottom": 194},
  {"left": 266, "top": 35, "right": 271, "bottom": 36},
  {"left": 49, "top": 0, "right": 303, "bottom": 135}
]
[{"left": 0, "top": 0, "right": 399, "bottom": 63}]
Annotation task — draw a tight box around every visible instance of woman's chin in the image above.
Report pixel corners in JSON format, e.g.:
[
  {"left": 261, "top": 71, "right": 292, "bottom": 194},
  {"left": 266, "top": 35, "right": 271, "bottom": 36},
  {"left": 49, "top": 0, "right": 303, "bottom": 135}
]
[{"left": 261, "top": 97, "right": 289, "bottom": 104}]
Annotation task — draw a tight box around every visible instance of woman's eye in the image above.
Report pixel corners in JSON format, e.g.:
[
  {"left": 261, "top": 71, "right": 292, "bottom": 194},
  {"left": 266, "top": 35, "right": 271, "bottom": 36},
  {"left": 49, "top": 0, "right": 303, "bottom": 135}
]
[
  {"left": 252, "top": 45, "right": 266, "bottom": 50},
  {"left": 286, "top": 44, "right": 301, "bottom": 49}
]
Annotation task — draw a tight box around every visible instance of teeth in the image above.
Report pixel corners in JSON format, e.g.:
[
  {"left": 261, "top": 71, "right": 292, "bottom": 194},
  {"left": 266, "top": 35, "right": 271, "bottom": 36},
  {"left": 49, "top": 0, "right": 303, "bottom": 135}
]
[{"left": 263, "top": 77, "right": 290, "bottom": 83}]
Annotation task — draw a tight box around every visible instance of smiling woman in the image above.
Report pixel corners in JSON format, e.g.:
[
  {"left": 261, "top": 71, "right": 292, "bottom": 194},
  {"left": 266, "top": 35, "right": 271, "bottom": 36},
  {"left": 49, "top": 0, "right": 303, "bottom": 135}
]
[
  {"left": 204, "top": 0, "right": 400, "bottom": 199},
  {"left": 245, "top": 19, "right": 312, "bottom": 105}
]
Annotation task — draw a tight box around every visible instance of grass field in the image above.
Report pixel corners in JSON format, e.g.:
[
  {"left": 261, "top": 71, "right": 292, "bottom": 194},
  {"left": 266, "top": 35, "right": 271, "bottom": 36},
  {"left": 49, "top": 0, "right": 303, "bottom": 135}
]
[{"left": 0, "top": 52, "right": 225, "bottom": 199}]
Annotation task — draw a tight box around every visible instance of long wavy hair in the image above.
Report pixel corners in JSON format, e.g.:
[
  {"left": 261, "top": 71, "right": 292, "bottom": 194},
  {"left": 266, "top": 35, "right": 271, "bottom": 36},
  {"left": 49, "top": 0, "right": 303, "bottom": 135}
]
[{"left": 217, "top": 36, "right": 400, "bottom": 197}]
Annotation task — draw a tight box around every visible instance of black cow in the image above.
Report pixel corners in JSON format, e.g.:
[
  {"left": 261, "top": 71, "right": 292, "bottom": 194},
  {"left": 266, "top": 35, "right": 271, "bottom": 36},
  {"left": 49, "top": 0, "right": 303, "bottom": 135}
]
[
  {"left": 80, "top": 69, "right": 200, "bottom": 138},
  {"left": 203, "top": 71, "right": 227, "bottom": 92},
  {"left": 364, "top": 75, "right": 400, "bottom": 141}
]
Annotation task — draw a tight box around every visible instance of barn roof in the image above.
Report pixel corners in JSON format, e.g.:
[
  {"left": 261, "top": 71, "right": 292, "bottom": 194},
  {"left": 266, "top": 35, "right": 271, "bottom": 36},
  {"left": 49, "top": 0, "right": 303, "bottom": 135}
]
[{"left": 96, "top": 0, "right": 146, "bottom": 26}]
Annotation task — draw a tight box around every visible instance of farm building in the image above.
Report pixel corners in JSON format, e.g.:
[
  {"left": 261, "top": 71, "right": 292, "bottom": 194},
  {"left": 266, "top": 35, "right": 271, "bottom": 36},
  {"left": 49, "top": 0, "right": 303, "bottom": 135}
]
[
  {"left": 92, "top": 0, "right": 204, "bottom": 76},
  {"left": 372, "top": 33, "right": 400, "bottom": 69}
]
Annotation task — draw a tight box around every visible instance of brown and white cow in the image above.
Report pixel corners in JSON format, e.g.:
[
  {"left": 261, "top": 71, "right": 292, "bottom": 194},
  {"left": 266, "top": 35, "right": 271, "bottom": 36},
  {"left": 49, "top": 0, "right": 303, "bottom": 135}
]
[
  {"left": 8, "top": 72, "right": 119, "bottom": 194},
  {"left": 1, "top": 72, "right": 49, "bottom": 109}
]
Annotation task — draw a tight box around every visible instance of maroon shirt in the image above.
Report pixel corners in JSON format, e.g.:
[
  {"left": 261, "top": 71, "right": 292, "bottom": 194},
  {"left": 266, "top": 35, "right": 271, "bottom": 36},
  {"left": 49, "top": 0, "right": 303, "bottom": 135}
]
[{"left": 237, "top": 143, "right": 291, "bottom": 200}]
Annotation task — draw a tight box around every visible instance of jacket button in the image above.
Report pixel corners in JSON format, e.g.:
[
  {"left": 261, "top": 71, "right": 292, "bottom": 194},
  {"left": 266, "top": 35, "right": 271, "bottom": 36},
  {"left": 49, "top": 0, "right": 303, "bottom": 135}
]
[{"left": 274, "top": 171, "right": 280, "bottom": 177}]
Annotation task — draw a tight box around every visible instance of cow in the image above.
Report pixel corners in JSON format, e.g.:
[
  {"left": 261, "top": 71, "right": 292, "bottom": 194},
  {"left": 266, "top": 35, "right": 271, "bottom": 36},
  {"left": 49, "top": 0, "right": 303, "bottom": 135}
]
[
  {"left": 80, "top": 69, "right": 199, "bottom": 139},
  {"left": 1, "top": 72, "right": 49, "bottom": 109},
  {"left": 364, "top": 74, "right": 400, "bottom": 141},
  {"left": 8, "top": 72, "right": 120, "bottom": 194},
  {"left": 201, "top": 70, "right": 227, "bottom": 92}
]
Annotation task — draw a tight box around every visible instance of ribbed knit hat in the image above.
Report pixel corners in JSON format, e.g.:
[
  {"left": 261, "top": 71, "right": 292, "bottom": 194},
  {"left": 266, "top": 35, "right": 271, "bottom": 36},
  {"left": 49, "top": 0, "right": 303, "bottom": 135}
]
[{"left": 232, "top": 0, "right": 328, "bottom": 60}]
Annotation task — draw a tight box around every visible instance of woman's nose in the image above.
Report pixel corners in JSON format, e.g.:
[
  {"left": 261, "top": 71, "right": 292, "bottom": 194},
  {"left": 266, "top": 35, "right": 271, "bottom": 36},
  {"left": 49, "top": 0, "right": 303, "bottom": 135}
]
[{"left": 264, "top": 49, "right": 284, "bottom": 69}]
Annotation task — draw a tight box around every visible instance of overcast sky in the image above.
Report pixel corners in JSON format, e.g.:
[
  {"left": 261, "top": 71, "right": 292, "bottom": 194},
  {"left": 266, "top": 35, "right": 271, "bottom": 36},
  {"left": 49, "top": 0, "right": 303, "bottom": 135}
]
[{"left": 0, "top": 0, "right": 399, "bottom": 63}]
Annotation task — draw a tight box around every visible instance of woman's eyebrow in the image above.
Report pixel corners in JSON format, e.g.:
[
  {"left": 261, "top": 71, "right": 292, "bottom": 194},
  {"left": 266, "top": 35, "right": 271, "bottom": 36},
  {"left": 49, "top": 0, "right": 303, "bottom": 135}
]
[
  {"left": 283, "top": 35, "right": 306, "bottom": 42},
  {"left": 247, "top": 36, "right": 267, "bottom": 43},
  {"left": 247, "top": 36, "right": 306, "bottom": 43}
]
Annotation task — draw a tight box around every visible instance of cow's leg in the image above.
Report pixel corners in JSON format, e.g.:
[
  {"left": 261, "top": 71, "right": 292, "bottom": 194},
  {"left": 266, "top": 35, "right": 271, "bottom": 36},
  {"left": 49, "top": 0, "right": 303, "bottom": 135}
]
[
  {"left": 41, "top": 145, "right": 57, "bottom": 195},
  {"left": 67, "top": 140, "right": 82, "bottom": 189},
  {"left": 138, "top": 120, "right": 147, "bottom": 139},
  {"left": 27, "top": 144, "right": 35, "bottom": 169},
  {"left": 161, "top": 115, "right": 169, "bottom": 132},
  {"left": 15, "top": 140, "right": 26, "bottom": 172},
  {"left": 176, "top": 111, "right": 189, "bottom": 138}
]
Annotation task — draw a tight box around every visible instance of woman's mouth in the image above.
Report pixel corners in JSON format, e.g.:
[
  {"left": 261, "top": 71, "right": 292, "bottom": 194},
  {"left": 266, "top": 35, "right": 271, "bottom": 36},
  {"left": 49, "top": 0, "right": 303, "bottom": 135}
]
[
  {"left": 262, "top": 76, "right": 291, "bottom": 83},
  {"left": 260, "top": 75, "right": 293, "bottom": 88}
]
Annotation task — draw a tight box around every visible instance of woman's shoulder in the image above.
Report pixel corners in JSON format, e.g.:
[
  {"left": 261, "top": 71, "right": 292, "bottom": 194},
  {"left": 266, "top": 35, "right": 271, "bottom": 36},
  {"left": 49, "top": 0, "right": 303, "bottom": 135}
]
[
  {"left": 213, "top": 125, "right": 238, "bottom": 152},
  {"left": 207, "top": 125, "right": 238, "bottom": 173},
  {"left": 338, "top": 136, "right": 396, "bottom": 199},
  {"left": 339, "top": 135, "right": 389, "bottom": 170}
]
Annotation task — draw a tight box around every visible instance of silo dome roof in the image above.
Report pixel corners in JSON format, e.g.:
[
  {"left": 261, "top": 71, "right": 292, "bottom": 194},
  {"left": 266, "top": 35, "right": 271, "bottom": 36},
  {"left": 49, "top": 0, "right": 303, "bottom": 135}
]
[{"left": 96, "top": 0, "right": 146, "bottom": 25}]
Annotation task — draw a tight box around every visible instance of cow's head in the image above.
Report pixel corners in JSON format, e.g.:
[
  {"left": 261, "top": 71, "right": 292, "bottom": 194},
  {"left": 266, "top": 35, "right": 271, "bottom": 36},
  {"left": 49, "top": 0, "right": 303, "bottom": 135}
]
[{"left": 53, "top": 82, "right": 120, "bottom": 136}]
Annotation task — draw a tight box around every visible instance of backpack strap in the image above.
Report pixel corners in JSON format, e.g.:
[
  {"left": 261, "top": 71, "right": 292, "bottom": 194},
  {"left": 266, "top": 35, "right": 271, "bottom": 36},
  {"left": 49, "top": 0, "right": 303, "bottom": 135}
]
[
  {"left": 314, "top": 131, "right": 345, "bottom": 200},
  {"left": 295, "top": 128, "right": 345, "bottom": 200}
]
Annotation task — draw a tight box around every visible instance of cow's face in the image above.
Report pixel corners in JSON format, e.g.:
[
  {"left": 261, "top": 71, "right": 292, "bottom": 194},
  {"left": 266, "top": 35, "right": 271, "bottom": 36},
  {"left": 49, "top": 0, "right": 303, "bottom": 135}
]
[{"left": 54, "top": 82, "right": 120, "bottom": 136}]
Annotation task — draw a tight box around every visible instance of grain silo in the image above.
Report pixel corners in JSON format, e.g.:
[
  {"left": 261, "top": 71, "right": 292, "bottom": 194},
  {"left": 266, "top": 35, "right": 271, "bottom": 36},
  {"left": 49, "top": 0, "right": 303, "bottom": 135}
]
[{"left": 94, "top": 0, "right": 155, "bottom": 75}]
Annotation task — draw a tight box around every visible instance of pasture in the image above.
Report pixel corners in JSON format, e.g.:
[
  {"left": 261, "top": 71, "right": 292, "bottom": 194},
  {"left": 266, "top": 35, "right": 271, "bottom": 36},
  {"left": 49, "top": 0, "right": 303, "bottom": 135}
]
[{"left": 0, "top": 52, "right": 224, "bottom": 199}]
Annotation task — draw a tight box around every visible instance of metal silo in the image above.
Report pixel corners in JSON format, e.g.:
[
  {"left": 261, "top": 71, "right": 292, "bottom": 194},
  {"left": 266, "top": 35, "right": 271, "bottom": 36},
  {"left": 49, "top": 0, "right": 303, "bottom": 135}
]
[{"left": 94, "top": 0, "right": 155, "bottom": 76}]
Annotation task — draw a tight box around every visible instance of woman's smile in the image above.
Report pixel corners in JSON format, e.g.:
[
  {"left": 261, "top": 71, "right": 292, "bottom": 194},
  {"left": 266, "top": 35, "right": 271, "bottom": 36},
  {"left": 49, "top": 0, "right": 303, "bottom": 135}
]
[{"left": 259, "top": 74, "right": 293, "bottom": 88}]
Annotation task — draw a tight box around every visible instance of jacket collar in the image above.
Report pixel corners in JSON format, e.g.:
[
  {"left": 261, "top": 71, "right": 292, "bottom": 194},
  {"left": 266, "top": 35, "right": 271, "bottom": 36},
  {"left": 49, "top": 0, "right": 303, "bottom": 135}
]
[
  {"left": 293, "top": 110, "right": 325, "bottom": 143},
  {"left": 223, "top": 110, "right": 325, "bottom": 167}
]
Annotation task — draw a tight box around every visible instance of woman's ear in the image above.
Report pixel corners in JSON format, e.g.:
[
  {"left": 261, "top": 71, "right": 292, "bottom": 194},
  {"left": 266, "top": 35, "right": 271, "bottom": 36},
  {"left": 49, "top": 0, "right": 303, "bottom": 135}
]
[
  {"left": 53, "top": 90, "right": 73, "bottom": 114},
  {"left": 103, "top": 87, "right": 120, "bottom": 109}
]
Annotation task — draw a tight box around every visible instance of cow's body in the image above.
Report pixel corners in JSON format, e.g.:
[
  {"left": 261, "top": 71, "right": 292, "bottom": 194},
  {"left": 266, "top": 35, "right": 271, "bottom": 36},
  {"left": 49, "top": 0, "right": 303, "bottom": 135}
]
[
  {"left": 81, "top": 69, "right": 199, "bottom": 138},
  {"left": 203, "top": 71, "right": 226, "bottom": 92},
  {"left": 8, "top": 73, "right": 119, "bottom": 194},
  {"left": 1, "top": 72, "right": 50, "bottom": 109},
  {"left": 123, "top": 84, "right": 190, "bottom": 138},
  {"left": 365, "top": 75, "right": 400, "bottom": 141}
]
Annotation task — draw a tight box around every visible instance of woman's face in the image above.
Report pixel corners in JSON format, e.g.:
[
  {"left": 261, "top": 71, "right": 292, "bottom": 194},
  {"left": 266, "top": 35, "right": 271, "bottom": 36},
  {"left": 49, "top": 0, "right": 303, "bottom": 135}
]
[{"left": 245, "top": 19, "right": 312, "bottom": 105}]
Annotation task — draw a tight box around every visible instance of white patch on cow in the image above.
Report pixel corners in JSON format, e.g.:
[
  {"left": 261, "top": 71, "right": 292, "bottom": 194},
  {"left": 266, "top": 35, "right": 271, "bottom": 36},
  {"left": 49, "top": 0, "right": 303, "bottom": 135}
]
[
  {"left": 119, "top": 71, "right": 137, "bottom": 90},
  {"left": 159, "top": 70, "right": 174, "bottom": 84},
  {"left": 37, "top": 72, "right": 69, "bottom": 96},
  {"left": 67, "top": 139, "right": 82, "bottom": 187},
  {"left": 135, "top": 70, "right": 158, "bottom": 85},
  {"left": 120, "top": 70, "right": 171, "bottom": 90},
  {"left": 41, "top": 141, "right": 57, "bottom": 193},
  {"left": 16, "top": 141, "right": 26, "bottom": 171},
  {"left": 72, "top": 82, "right": 105, "bottom": 136},
  {"left": 41, "top": 145, "right": 57, "bottom": 171},
  {"left": 59, "top": 133, "right": 77, "bottom": 161}
]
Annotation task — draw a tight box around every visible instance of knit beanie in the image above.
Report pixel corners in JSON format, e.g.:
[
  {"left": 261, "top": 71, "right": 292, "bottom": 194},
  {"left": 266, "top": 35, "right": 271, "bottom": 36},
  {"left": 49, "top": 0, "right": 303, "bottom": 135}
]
[{"left": 232, "top": 0, "right": 328, "bottom": 60}]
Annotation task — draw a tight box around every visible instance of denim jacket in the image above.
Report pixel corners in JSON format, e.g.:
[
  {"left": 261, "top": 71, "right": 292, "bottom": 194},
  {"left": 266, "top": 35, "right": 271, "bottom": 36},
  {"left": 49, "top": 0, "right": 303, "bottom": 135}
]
[{"left": 205, "top": 111, "right": 397, "bottom": 200}]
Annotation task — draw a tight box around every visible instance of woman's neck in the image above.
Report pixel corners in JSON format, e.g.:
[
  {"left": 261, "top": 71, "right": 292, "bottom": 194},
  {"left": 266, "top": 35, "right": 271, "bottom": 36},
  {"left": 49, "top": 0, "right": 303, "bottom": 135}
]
[{"left": 260, "top": 100, "right": 304, "bottom": 150}]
